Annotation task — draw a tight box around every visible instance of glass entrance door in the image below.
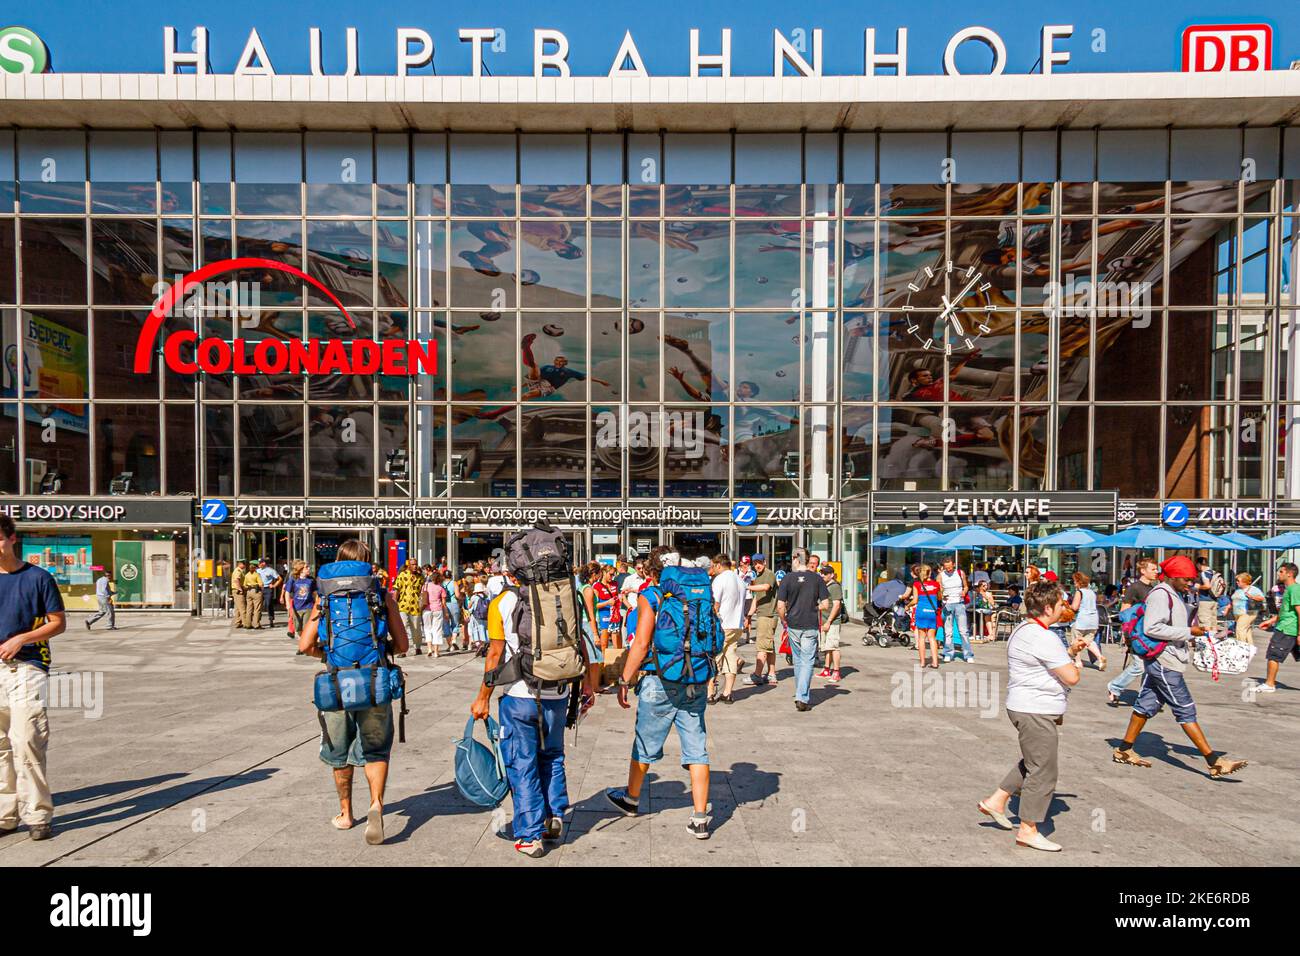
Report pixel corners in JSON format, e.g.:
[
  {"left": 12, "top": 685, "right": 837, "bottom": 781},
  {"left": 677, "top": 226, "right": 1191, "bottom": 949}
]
[
  {"left": 672, "top": 530, "right": 723, "bottom": 561},
  {"left": 309, "top": 528, "right": 373, "bottom": 567},
  {"left": 237, "top": 528, "right": 304, "bottom": 572}
]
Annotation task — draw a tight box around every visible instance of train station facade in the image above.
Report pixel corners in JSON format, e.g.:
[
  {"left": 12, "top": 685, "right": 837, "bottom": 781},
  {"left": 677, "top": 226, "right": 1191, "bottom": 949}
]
[{"left": 3, "top": 40, "right": 1300, "bottom": 613}]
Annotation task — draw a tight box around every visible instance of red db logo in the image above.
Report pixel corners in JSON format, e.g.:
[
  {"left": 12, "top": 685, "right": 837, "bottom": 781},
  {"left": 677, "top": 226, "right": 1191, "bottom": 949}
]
[{"left": 1181, "top": 24, "right": 1272, "bottom": 73}]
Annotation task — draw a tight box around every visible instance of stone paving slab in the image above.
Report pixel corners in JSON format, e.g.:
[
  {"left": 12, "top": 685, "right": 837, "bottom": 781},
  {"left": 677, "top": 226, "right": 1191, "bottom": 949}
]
[{"left": 2, "top": 611, "right": 1297, "bottom": 867}]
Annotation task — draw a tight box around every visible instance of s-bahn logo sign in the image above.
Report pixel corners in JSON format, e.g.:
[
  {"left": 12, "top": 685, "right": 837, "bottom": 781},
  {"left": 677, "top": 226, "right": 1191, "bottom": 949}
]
[
  {"left": 0, "top": 26, "right": 50, "bottom": 74},
  {"left": 135, "top": 258, "right": 437, "bottom": 377}
]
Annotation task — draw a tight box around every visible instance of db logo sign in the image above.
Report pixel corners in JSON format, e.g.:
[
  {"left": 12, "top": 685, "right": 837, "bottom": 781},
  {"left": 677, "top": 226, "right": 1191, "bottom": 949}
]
[{"left": 1181, "top": 24, "right": 1272, "bottom": 73}]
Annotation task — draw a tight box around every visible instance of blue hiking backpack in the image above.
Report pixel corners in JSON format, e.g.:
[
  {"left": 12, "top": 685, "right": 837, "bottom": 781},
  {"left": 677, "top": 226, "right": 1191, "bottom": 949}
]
[
  {"left": 643, "top": 565, "right": 725, "bottom": 685},
  {"left": 454, "top": 715, "right": 509, "bottom": 808},
  {"left": 312, "top": 560, "right": 407, "bottom": 742},
  {"left": 1119, "top": 587, "right": 1171, "bottom": 661}
]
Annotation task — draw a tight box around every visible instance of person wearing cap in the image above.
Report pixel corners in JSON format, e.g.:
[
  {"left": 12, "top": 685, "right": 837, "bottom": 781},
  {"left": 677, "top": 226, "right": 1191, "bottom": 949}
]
[
  {"left": 817, "top": 565, "right": 845, "bottom": 684},
  {"left": 1112, "top": 555, "right": 1247, "bottom": 778},
  {"left": 744, "top": 554, "right": 780, "bottom": 686}
]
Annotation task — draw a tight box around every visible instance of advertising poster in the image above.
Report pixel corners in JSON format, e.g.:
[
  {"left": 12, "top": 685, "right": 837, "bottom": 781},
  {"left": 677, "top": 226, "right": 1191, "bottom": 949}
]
[
  {"left": 143, "top": 540, "right": 176, "bottom": 605},
  {"left": 113, "top": 540, "right": 145, "bottom": 605},
  {"left": 20, "top": 535, "right": 93, "bottom": 587},
  {"left": 3, "top": 312, "right": 90, "bottom": 433}
]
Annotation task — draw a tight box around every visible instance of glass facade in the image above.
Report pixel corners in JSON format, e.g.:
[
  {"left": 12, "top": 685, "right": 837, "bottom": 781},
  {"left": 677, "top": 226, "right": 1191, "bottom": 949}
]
[{"left": 3, "top": 126, "right": 1300, "bottom": 508}]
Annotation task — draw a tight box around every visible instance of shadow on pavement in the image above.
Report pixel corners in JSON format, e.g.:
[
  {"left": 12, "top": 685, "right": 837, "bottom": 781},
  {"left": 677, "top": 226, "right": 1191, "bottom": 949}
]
[
  {"left": 383, "top": 781, "right": 490, "bottom": 843},
  {"left": 53, "top": 773, "right": 188, "bottom": 806},
  {"left": 54, "top": 768, "right": 280, "bottom": 832}
]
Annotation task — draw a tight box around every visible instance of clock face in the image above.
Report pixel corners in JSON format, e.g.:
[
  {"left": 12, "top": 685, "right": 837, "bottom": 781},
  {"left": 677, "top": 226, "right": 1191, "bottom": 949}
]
[{"left": 902, "top": 258, "right": 996, "bottom": 353}]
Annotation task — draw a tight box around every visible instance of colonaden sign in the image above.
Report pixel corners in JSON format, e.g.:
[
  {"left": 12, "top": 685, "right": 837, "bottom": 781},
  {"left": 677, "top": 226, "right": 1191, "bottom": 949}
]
[{"left": 136, "top": 258, "right": 437, "bottom": 378}]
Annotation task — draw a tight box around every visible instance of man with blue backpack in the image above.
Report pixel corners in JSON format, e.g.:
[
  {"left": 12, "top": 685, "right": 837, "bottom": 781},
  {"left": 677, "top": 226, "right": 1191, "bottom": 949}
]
[
  {"left": 1111, "top": 555, "right": 1247, "bottom": 779},
  {"left": 298, "top": 538, "right": 410, "bottom": 845},
  {"left": 606, "top": 546, "right": 725, "bottom": 840}
]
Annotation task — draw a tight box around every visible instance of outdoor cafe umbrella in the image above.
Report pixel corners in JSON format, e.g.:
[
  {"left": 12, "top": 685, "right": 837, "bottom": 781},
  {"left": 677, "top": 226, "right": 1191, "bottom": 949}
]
[
  {"left": 871, "top": 527, "right": 946, "bottom": 549},
  {"left": 1030, "top": 528, "right": 1109, "bottom": 549},
  {"left": 1256, "top": 531, "right": 1300, "bottom": 550},
  {"left": 1174, "top": 528, "right": 1248, "bottom": 551},
  {"left": 1089, "top": 525, "right": 1203, "bottom": 549},
  {"left": 931, "top": 526, "right": 1026, "bottom": 549},
  {"left": 1218, "top": 531, "right": 1266, "bottom": 549}
]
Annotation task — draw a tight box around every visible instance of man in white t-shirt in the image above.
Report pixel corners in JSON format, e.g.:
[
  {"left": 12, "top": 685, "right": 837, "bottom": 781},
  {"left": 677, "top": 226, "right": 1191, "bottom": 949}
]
[
  {"left": 470, "top": 569, "right": 593, "bottom": 859},
  {"left": 978, "top": 580, "right": 1088, "bottom": 853},
  {"left": 707, "top": 555, "right": 746, "bottom": 704}
]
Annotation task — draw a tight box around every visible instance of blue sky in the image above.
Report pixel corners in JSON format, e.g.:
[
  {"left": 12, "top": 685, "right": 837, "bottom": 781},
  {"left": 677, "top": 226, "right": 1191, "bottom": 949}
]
[{"left": 15, "top": 1, "right": 1297, "bottom": 75}]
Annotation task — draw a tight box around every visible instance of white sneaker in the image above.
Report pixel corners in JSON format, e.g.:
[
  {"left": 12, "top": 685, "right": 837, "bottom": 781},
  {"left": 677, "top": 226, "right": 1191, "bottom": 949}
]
[{"left": 1255, "top": 682, "right": 1277, "bottom": 693}]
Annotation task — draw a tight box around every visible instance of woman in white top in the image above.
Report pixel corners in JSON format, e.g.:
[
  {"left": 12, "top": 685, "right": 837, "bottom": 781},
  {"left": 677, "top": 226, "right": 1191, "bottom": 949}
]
[
  {"left": 978, "top": 579, "right": 1088, "bottom": 852},
  {"left": 1067, "top": 571, "right": 1106, "bottom": 671}
]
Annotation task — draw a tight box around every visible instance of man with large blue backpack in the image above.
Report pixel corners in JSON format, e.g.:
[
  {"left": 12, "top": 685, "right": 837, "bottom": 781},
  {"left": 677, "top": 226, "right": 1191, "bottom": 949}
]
[
  {"left": 298, "top": 539, "right": 410, "bottom": 845},
  {"left": 606, "top": 546, "right": 725, "bottom": 840}
]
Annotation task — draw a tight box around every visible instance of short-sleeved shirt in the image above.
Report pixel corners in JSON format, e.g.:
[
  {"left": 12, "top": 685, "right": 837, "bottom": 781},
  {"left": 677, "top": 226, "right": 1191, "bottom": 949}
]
[
  {"left": 1121, "top": 579, "right": 1153, "bottom": 608},
  {"left": 0, "top": 562, "right": 64, "bottom": 672},
  {"left": 1231, "top": 585, "right": 1265, "bottom": 618},
  {"left": 393, "top": 570, "right": 423, "bottom": 615},
  {"left": 242, "top": 570, "right": 263, "bottom": 589},
  {"left": 1277, "top": 583, "right": 1300, "bottom": 637},
  {"left": 256, "top": 566, "right": 279, "bottom": 588},
  {"left": 539, "top": 365, "right": 585, "bottom": 390},
  {"left": 1005, "top": 619, "right": 1073, "bottom": 715},
  {"left": 95, "top": 576, "right": 111, "bottom": 599},
  {"left": 423, "top": 582, "right": 447, "bottom": 613},
  {"left": 749, "top": 569, "right": 778, "bottom": 617},
  {"left": 288, "top": 576, "right": 318, "bottom": 611},
  {"left": 825, "top": 580, "right": 845, "bottom": 620},
  {"left": 777, "top": 570, "right": 830, "bottom": 631},
  {"left": 1198, "top": 568, "right": 1217, "bottom": 602},
  {"left": 711, "top": 570, "right": 746, "bottom": 630}
]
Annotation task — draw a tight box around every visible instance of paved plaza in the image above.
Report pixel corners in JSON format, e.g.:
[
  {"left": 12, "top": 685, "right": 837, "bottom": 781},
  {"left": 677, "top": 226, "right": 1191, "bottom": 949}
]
[{"left": 3, "top": 612, "right": 1297, "bottom": 867}]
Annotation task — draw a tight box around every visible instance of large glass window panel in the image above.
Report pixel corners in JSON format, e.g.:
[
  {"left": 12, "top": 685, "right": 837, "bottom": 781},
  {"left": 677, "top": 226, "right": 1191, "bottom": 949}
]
[
  {"left": 805, "top": 306, "right": 836, "bottom": 404},
  {"left": 303, "top": 310, "right": 372, "bottom": 401},
  {"left": 237, "top": 308, "right": 305, "bottom": 401},
  {"left": 91, "top": 219, "right": 157, "bottom": 306},
  {"left": 1055, "top": 405, "right": 1089, "bottom": 490},
  {"left": 93, "top": 310, "right": 156, "bottom": 399},
  {"left": 734, "top": 312, "right": 798, "bottom": 404},
  {"left": 1171, "top": 129, "right": 1240, "bottom": 215},
  {"left": 948, "top": 219, "right": 1017, "bottom": 305},
  {"left": 307, "top": 220, "right": 373, "bottom": 308},
  {"left": 520, "top": 221, "right": 586, "bottom": 306},
  {"left": 160, "top": 131, "right": 193, "bottom": 216},
  {"left": 590, "top": 312, "right": 621, "bottom": 403},
  {"left": 19, "top": 310, "right": 88, "bottom": 401},
  {"left": 377, "top": 311, "right": 414, "bottom": 401},
  {"left": 627, "top": 312, "right": 659, "bottom": 401},
  {"left": 451, "top": 405, "right": 516, "bottom": 497},
  {"left": 412, "top": 132, "right": 447, "bottom": 217},
  {"left": 840, "top": 407, "right": 873, "bottom": 497},
  {"left": 1094, "top": 309, "right": 1162, "bottom": 403},
  {"left": 20, "top": 218, "right": 88, "bottom": 305},
  {"left": 946, "top": 405, "right": 1013, "bottom": 491},
  {"left": 1050, "top": 310, "right": 1087, "bottom": 403},
  {"left": 89, "top": 131, "right": 156, "bottom": 214},
  {"left": 1093, "top": 405, "right": 1159, "bottom": 497},
  {"left": 590, "top": 405, "right": 622, "bottom": 498},
  {"left": 414, "top": 404, "right": 446, "bottom": 497},
  {"left": 412, "top": 219, "right": 446, "bottom": 311},
  {"left": 842, "top": 220, "right": 876, "bottom": 308},
  {"left": 449, "top": 134, "right": 516, "bottom": 217},
  {"left": 734, "top": 405, "right": 797, "bottom": 499},
  {"left": 664, "top": 404, "right": 728, "bottom": 498},
  {"left": 0, "top": 406, "right": 17, "bottom": 492},
  {"left": 663, "top": 221, "right": 729, "bottom": 308},
  {"left": 876, "top": 405, "right": 943, "bottom": 491},
  {"left": 1236, "top": 404, "right": 1267, "bottom": 498},
  {"left": 450, "top": 221, "right": 516, "bottom": 308},
  {"left": 1166, "top": 311, "right": 1232, "bottom": 403},
  {"left": 843, "top": 132, "right": 877, "bottom": 217},
  {"left": 24, "top": 403, "right": 90, "bottom": 494},
  {"left": 879, "top": 132, "right": 945, "bottom": 215},
  {"left": 95, "top": 403, "right": 161, "bottom": 495},
  {"left": 1236, "top": 311, "right": 1268, "bottom": 402},
  {"left": 626, "top": 404, "right": 660, "bottom": 497},
  {"left": 1098, "top": 130, "right": 1166, "bottom": 215},
  {"left": 842, "top": 312, "right": 879, "bottom": 401},
  {"left": 376, "top": 133, "right": 408, "bottom": 217},
  {"left": 160, "top": 216, "right": 194, "bottom": 286},
  {"left": 198, "top": 131, "right": 232, "bottom": 215},
  {"left": 589, "top": 221, "right": 622, "bottom": 306},
  {"left": 878, "top": 221, "right": 945, "bottom": 306},
  {"left": 664, "top": 311, "right": 728, "bottom": 402},
  {"left": 802, "top": 406, "right": 834, "bottom": 498},
  {"left": 18, "top": 131, "right": 86, "bottom": 213},
  {"left": 949, "top": 131, "right": 1018, "bottom": 213},
  {"left": 734, "top": 219, "right": 800, "bottom": 308},
  {"left": 0, "top": 131, "right": 13, "bottom": 212},
  {"left": 1170, "top": 217, "right": 1234, "bottom": 307},
  {"left": 1017, "top": 406, "right": 1049, "bottom": 491},
  {"left": 1164, "top": 405, "right": 1231, "bottom": 500},
  {"left": 1241, "top": 217, "right": 1270, "bottom": 305},
  {"left": 520, "top": 134, "right": 586, "bottom": 215},
  {"left": 449, "top": 311, "right": 516, "bottom": 402},
  {"left": 308, "top": 404, "right": 374, "bottom": 497},
  {"left": 663, "top": 133, "right": 729, "bottom": 216},
  {"left": 520, "top": 406, "right": 586, "bottom": 497},
  {"left": 521, "top": 312, "right": 588, "bottom": 401},
  {"left": 628, "top": 224, "right": 660, "bottom": 308},
  {"left": 164, "top": 403, "right": 195, "bottom": 495},
  {"left": 305, "top": 132, "right": 373, "bottom": 216},
  {"left": 0, "top": 221, "right": 14, "bottom": 304},
  {"left": 803, "top": 219, "right": 838, "bottom": 312},
  {"left": 948, "top": 313, "right": 1016, "bottom": 400},
  {"left": 232, "top": 220, "right": 301, "bottom": 307},
  {"left": 590, "top": 135, "right": 622, "bottom": 218},
  {"left": 234, "top": 133, "right": 301, "bottom": 216},
  {"left": 376, "top": 404, "right": 410, "bottom": 499},
  {"left": 203, "top": 404, "right": 235, "bottom": 497},
  {"left": 1095, "top": 218, "right": 1166, "bottom": 308},
  {"left": 239, "top": 403, "right": 303, "bottom": 497},
  {"left": 376, "top": 221, "right": 409, "bottom": 309}
]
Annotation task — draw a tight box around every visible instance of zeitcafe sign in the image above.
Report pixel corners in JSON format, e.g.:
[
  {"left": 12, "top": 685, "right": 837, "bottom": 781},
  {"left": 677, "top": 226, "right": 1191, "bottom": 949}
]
[{"left": 162, "top": 24, "right": 1085, "bottom": 78}]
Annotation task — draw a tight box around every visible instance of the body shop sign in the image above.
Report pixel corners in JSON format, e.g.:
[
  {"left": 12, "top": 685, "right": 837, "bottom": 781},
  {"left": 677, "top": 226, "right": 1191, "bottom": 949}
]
[{"left": 135, "top": 258, "right": 436, "bottom": 378}]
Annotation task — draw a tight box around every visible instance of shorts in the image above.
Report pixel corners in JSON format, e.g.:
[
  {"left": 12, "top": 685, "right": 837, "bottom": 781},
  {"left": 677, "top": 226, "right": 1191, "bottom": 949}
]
[
  {"left": 632, "top": 674, "right": 709, "bottom": 767},
  {"left": 818, "top": 623, "right": 842, "bottom": 651},
  {"left": 581, "top": 619, "right": 604, "bottom": 664},
  {"left": 1265, "top": 629, "right": 1298, "bottom": 665},
  {"left": 914, "top": 606, "right": 938, "bottom": 631},
  {"left": 716, "top": 628, "right": 743, "bottom": 675},
  {"left": 1133, "top": 660, "right": 1197, "bottom": 724},
  {"left": 755, "top": 615, "right": 778, "bottom": 653},
  {"left": 1197, "top": 600, "right": 1218, "bottom": 630},
  {"left": 318, "top": 703, "right": 394, "bottom": 769}
]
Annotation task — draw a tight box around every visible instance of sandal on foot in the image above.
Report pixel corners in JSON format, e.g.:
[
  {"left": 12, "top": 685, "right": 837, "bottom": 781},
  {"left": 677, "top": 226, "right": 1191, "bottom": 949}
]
[
  {"left": 364, "top": 802, "right": 384, "bottom": 845},
  {"left": 978, "top": 801, "right": 1014, "bottom": 830},
  {"left": 1209, "top": 756, "right": 1247, "bottom": 778},
  {"left": 1112, "top": 748, "right": 1151, "bottom": 768},
  {"left": 332, "top": 812, "right": 353, "bottom": 830}
]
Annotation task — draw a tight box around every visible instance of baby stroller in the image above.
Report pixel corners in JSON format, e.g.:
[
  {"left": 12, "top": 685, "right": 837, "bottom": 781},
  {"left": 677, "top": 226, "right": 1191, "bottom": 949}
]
[{"left": 862, "top": 599, "right": 913, "bottom": 649}]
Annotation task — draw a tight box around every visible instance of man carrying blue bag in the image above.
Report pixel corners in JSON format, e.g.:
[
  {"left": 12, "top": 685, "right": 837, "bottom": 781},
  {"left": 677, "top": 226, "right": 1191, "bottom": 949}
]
[{"left": 299, "top": 538, "right": 409, "bottom": 846}]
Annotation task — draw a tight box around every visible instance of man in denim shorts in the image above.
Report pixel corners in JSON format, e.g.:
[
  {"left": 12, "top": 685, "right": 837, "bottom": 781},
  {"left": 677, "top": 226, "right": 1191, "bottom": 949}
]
[{"left": 605, "top": 548, "right": 713, "bottom": 840}]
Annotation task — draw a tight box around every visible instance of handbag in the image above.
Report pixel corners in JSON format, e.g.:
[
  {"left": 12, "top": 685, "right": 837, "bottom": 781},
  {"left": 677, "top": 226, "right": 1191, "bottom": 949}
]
[{"left": 454, "top": 715, "right": 509, "bottom": 808}]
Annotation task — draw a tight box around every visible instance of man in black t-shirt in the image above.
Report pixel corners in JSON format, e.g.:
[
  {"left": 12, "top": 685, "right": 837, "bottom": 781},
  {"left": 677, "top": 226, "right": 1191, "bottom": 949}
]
[
  {"left": 776, "top": 549, "right": 830, "bottom": 712},
  {"left": 0, "top": 515, "right": 67, "bottom": 840},
  {"left": 1107, "top": 557, "right": 1160, "bottom": 706}
]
